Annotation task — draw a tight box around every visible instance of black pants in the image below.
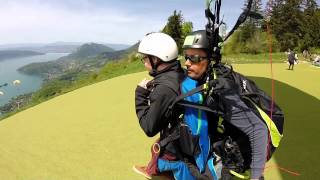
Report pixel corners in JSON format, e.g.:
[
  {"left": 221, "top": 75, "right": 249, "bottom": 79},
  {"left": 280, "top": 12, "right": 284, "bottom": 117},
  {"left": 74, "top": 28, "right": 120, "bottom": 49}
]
[
  {"left": 222, "top": 94, "right": 268, "bottom": 179},
  {"left": 288, "top": 62, "right": 294, "bottom": 70}
]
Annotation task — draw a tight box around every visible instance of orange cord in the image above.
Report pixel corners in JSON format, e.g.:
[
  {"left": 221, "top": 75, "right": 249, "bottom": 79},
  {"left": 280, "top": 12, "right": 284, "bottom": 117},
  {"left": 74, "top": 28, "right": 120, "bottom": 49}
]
[
  {"left": 264, "top": 4, "right": 300, "bottom": 177},
  {"left": 265, "top": 164, "right": 301, "bottom": 176}
]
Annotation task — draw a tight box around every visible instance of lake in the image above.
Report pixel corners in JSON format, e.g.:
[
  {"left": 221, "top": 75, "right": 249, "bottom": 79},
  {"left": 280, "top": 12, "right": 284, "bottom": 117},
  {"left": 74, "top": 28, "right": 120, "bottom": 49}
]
[{"left": 0, "top": 53, "right": 68, "bottom": 106}]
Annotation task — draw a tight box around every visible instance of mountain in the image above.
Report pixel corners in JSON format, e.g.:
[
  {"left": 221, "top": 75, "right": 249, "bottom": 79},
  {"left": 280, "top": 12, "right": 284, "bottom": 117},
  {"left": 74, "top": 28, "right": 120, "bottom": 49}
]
[
  {"left": 0, "top": 43, "right": 46, "bottom": 49},
  {"left": 98, "top": 42, "right": 138, "bottom": 60},
  {"left": 18, "top": 42, "right": 138, "bottom": 80},
  {"left": 104, "top": 43, "right": 130, "bottom": 51},
  {"left": 62, "top": 43, "right": 114, "bottom": 60},
  {"left": 0, "top": 42, "right": 131, "bottom": 53},
  {"left": 0, "top": 50, "right": 44, "bottom": 61}
]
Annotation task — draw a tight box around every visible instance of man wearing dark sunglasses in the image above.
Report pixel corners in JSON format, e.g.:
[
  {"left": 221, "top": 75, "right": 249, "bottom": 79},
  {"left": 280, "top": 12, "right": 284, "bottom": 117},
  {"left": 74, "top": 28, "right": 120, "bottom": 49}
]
[
  {"left": 184, "top": 53, "right": 209, "bottom": 80},
  {"left": 182, "top": 30, "right": 268, "bottom": 180}
]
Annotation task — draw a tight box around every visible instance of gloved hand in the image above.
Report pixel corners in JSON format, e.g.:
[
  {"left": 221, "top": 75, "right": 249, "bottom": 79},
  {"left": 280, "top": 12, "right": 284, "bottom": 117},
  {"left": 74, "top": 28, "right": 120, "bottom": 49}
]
[
  {"left": 209, "top": 78, "right": 228, "bottom": 90},
  {"left": 138, "top": 78, "right": 151, "bottom": 89}
]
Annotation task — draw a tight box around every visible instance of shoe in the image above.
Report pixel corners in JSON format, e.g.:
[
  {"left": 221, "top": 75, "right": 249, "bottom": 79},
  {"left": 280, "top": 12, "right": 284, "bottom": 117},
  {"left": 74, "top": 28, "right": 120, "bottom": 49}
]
[{"left": 133, "top": 165, "right": 152, "bottom": 179}]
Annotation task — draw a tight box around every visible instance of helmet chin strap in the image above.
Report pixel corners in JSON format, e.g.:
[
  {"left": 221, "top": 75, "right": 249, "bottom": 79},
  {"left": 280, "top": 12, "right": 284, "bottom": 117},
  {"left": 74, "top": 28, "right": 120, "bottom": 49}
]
[
  {"left": 202, "top": 52, "right": 219, "bottom": 83},
  {"left": 148, "top": 55, "right": 162, "bottom": 75}
]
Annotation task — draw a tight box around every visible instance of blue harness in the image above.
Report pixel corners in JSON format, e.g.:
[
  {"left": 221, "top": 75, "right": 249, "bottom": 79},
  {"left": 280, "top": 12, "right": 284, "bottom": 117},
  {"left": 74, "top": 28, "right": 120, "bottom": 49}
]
[
  {"left": 158, "top": 77, "right": 218, "bottom": 180},
  {"left": 181, "top": 77, "right": 210, "bottom": 173}
]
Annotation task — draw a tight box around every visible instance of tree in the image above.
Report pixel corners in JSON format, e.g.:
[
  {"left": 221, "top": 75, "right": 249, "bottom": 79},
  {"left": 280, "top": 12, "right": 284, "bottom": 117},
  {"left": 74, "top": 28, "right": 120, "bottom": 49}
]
[
  {"left": 162, "top": 10, "right": 193, "bottom": 54},
  {"left": 240, "top": 0, "right": 262, "bottom": 41},
  {"left": 224, "top": 0, "right": 266, "bottom": 54},
  {"left": 268, "top": 0, "right": 320, "bottom": 51},
  {"left": 299, "top": 0, "right": 320, "bottom": 50},
  {"left": 269, "top": 0, "right": 304, "bottom": 51},
  {"left": 248, "top": 0, "right": 264, "bottom": 27},
  {"left": 182, "top": 21, "right": 193, "bottom": 41}
]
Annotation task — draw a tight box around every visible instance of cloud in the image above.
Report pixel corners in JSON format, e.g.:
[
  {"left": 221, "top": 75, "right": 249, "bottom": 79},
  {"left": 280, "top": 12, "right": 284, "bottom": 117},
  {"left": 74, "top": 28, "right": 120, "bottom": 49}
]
[
  {"left": 0, "top": 0, "right": 163, "bottom": 44},
  {"left": 0, "top": 0, "right": 283, "bottom": 45}
]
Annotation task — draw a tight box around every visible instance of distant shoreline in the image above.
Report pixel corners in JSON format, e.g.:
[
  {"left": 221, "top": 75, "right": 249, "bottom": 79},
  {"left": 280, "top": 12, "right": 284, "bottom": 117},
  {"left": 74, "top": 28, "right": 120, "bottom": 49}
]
[{"left": 0, "top": 50, "right": 45, "bottom": 62}]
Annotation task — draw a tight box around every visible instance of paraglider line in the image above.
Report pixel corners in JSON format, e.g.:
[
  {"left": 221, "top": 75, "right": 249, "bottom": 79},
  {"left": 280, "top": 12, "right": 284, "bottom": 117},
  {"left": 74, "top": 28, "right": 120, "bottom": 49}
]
[
  {"left": 264, "top": 164, "right": 301, "bottom": 176},
  {"left": 265, "top": 0, "right": 275, "bottom": 171}
]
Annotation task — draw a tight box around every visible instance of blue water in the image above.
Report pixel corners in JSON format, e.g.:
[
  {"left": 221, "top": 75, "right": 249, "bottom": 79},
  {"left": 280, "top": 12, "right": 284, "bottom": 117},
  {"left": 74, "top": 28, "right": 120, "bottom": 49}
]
[{"left": 0, "top": 53, "right": 68, "bottom": 106}]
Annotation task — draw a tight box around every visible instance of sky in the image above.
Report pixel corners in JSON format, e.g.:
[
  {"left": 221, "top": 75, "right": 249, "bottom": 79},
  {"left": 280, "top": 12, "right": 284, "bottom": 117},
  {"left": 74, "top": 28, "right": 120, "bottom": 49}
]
[{"left": 0, "top": 0, "right": 318, "bottom": 45}]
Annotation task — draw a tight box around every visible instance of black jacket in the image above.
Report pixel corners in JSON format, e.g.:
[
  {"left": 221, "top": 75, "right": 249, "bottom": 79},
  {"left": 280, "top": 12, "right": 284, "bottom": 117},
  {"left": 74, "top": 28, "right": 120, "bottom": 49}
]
[
  {"left": 288, "top": 51, "right": 296, "bottom": 64},
  {"left": 135, "top": 61, "right": 185, "bottom": 138}
]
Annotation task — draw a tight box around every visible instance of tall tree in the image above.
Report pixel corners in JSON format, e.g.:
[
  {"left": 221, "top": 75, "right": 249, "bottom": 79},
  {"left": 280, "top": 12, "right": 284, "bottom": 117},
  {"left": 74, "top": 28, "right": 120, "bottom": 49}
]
[
  {"left": 181, "top": 21, "right": 193, "bottom": 41},
  {"left": 239, "top": 0, "right": 264, "bottom": 42},
  {"left": 162, "top": 10, "right": 184, "bottom": 54},
  {"left": 299, "top": 0, "right": 319, "bottom": 50},
  {"left": 269, "top": 0, "right": 304, "bottom": 51},
  {"left": 231, "top": 0, "right": 265, "bottom": 53},
  {"left": 249, "top": 0, "right": 264, "bottom": 27}
]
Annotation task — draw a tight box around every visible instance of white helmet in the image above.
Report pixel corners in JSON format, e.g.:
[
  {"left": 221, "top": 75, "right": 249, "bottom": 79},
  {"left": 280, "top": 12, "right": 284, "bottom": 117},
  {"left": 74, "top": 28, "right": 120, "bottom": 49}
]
[{"left": 138, "top": 32, "right": 178, "bottom": 62}]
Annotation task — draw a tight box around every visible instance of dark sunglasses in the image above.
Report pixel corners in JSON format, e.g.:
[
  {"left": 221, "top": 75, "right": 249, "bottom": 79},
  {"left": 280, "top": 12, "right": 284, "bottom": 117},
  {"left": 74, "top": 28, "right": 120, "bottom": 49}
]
[{"left": 184, "top": 55, "right": 207, "bottom": 63}]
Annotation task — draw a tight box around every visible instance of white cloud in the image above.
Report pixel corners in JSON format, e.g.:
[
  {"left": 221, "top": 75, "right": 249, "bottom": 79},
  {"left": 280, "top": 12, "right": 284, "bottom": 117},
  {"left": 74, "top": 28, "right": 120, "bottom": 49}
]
[
  {"left": 0, "top": 1, "right": 164, "bottom": 45},
  {"left": 0, "top": 0, "right": 296, "bottom": 45}
]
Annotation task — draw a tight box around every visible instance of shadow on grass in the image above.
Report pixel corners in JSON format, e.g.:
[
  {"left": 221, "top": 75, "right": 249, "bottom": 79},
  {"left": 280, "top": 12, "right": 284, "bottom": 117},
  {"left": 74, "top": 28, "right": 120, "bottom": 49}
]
[
  {"left": 145, "top": 77, "right": 319, "bottom": 180},
  {"left": 250, "top": 76, "right": 320, "bottom": 180}
]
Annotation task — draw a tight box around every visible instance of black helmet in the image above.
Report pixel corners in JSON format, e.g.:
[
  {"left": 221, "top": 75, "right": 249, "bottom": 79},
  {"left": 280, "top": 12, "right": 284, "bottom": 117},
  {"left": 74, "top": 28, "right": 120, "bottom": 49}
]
[{"left": 182, "top": 30, "right": 210, "bottom": 50}]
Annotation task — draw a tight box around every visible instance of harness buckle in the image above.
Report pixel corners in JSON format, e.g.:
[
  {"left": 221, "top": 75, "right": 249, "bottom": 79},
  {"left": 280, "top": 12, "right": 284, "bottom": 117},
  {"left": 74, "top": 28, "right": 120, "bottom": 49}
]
[{"left": 152, "top": 143, "right": 161, "bottom": 154}]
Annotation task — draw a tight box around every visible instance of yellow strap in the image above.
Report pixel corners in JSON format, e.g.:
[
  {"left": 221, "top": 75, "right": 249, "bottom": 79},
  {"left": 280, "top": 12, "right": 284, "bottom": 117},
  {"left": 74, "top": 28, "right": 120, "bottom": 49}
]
[
  {"left": 217, "top": 116, "right": 224, "bottom": 133},
  {"left": 203, "top": 83, "right": 208, "bottom": 90},
  {"left": 229, "top": 170, "right": 249, "bottom": 179},
  {"left": 244, "top": 97, "right": 283, "bottom": 147},
  {"left": 213, "top": 70, "right": 217, "bottom": 80}
]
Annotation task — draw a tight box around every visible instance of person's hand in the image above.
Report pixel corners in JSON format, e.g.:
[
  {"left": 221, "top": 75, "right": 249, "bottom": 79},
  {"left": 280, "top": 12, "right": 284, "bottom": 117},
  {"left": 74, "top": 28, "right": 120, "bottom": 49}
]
[{"left": 138, "top": 78, "right": 151, "bottom": 89}]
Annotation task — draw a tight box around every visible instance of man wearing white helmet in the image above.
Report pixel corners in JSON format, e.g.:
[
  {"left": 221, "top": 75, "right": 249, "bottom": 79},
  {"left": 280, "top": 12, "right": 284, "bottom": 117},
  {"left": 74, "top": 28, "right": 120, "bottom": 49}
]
[
  {"left": 134, "top": 32, "right": 219, "bottom": 180},
  {"left": 134, "top": 32, "right": 187, "bottom": 179},
  {"left": 135, "top": 32, "right": 184, "bottom": 137}
]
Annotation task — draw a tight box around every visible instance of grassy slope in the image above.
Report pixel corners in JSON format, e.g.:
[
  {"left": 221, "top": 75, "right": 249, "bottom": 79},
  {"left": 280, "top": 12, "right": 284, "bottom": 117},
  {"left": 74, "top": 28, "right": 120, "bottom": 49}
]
[
  {"left": 0, "top": 72, "right": 154, "bottom": 180},
  {"left": 0, "top": 62, "right": 318, "bottom": 179},
  {"left": 223, "top": 52, "right": 287, "bottom": 64}
]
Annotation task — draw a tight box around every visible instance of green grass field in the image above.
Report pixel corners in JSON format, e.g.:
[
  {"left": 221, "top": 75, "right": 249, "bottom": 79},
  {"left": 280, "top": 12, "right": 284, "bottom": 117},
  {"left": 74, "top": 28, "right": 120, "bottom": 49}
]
[
  {"left": 0, "top": 62, "right": 318, "bottom": 179},
  {"left": 223, "top": 52, "right": 287, "bottom": 64}
]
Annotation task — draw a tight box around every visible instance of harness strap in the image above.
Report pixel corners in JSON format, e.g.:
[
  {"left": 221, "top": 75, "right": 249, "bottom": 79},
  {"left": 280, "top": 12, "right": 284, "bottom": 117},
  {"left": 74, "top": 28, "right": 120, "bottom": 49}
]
[
  {"left": 174, "top": 83, "right": 208, "bottom": 105},
  {"left": 177, "top": 101, "right": 223, "bottom": 116},
  {"left": 165, "top": 78, "right": 226, "bottom": 120},
  {"left": 166, "top": 83, "right": 208, "bottom": 118},
  {"left": 159, "top": 128, "right": 180, "bottom": 148},
  {"left": 170, "top": 78, "right": 224, "bottom": 108}
]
